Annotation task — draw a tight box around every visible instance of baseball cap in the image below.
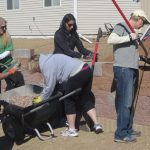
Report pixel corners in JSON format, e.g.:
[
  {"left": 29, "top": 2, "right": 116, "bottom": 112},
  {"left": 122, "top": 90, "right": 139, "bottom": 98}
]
[{"left": 131, "top": 9, "right": 150, "bottom": 24}]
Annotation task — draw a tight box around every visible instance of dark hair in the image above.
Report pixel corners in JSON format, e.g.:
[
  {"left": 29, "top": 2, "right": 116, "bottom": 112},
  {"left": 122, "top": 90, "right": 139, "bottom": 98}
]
[{"left": 60, "top": 13, "right": 77, "bottom": 32}]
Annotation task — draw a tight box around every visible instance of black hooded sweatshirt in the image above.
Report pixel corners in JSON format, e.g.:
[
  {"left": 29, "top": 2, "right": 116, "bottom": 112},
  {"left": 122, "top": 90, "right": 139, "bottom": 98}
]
[{"left": 53, "top": 28, "right": 92, "bottom": 58}]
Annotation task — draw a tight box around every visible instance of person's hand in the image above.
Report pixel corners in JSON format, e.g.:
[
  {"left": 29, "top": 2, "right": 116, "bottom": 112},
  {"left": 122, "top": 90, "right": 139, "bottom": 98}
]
[
  {"left": 76, "top": 53, "right": 82, "bottom": 58},
  {"left": 83, "top": 52, "right": 94, "bottom": 59},
  {"left": 139, "top": 55, "right": 147, "bottom": 62},
  {"left": 130, "top": 33, "right": 139, "bottom": 40},
  {"left": 140, "top": 55, "right": 150, "bottom": 64},
  {"left": 33, "top": 96, "right": 42, "bottom": 104},
  {"left": 8, "top": 68, "right": 16, "bottom": 75}
]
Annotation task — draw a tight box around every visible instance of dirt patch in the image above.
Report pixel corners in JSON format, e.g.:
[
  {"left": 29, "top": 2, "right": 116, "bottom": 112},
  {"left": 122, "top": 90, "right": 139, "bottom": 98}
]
[
  {"left": 0, "top": 37, "right": 148, "bottom": 123},
  {"left": 0, "top": 37, "right": 150, "bottom": 150},
  {"left": 11, "top": 37, "right": 150, "bottom": 125}
]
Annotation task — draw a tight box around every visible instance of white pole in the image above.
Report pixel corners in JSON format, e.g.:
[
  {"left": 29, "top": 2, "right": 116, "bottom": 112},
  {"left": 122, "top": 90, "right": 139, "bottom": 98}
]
[
  {"left": 74, "top": 0, "right": 78, "bottom": 24},
  {"left": 73, "top": 0, "right": 92, "bottom": 44},
  {"left": 78, "top": 33, "right": 93, "bottom": 44}
]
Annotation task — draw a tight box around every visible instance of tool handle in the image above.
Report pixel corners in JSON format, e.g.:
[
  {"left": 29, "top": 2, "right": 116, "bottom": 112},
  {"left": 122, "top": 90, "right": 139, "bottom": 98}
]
[
  {"left": 91, "top": 28, "right": 102, "bottom": 69},
  {"left": 112, "top": 0, "right": 135, "bottom": 33},
  {"left": 96, "top": 28, "right": 103, "bottom": 42}
]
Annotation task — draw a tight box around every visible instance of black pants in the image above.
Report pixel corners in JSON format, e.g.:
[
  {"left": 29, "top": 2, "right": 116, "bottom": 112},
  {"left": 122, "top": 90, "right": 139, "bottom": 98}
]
[
  {"left": 64, "top": 65, "right": 95, "bottom": 115},
  {"left": 0, "top": 71, "right": 25, "bottom": 93}
]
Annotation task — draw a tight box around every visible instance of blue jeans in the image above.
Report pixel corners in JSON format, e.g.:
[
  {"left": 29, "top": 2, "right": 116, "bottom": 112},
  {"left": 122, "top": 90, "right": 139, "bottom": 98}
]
[{"left": 113, "top": 66, "right": 139, "bottom": 139}]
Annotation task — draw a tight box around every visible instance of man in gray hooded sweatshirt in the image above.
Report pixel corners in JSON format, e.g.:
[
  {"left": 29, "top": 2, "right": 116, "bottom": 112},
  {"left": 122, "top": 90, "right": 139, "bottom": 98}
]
[{"left": 28, "top": 53, "right": 103, "bottom": 137}]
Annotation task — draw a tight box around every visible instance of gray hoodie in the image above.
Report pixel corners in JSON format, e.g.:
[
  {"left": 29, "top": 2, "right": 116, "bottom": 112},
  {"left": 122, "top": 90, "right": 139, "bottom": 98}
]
[{"left": 39, "top": 54, "right": 85, "bottom": 100}]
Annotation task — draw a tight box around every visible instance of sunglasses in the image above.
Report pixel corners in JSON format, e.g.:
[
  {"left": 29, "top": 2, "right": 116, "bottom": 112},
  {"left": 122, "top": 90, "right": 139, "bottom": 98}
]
[
  {"left": 0, "top": 25, "right": 7, "bottom": 31},
  {"left": 67, "top": 23, "right": 74, "bottom": 27}
]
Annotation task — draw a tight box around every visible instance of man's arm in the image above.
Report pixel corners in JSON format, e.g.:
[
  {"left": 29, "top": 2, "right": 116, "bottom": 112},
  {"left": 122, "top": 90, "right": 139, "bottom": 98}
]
[
  {"left": 107, "top": 32, "right": 131, "bottom": 44},
  {"left": 0, "top": 68, "right": 16, "bottom": 80},
  {"left": 0, "top": 51, "right": 11, "bottom": 60},
  {"left": 107, "top": 23, "right": 138, "bottom": 44}
]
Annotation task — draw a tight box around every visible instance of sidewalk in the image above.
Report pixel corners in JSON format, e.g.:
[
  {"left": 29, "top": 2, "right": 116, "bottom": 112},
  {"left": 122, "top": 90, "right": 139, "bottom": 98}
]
[{"left": 94, "top": 90, "right": 150, "bottom": 126}]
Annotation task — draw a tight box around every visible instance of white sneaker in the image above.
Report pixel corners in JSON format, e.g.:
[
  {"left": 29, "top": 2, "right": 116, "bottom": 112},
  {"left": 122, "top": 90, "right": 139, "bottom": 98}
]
[
  {"left": 61, "top": 128, "right": 79, "bottom": 137},
  {"left": 93, "top": 124, "right": 103, "bottom": 134}
]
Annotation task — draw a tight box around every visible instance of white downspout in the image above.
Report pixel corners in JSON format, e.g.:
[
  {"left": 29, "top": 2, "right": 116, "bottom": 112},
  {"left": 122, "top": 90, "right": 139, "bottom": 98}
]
[
  {"left": 73, "top": 0, "right": 92, "bottom": 43},
  {"left": 74, "top": 0, "right": 78, "bottom": 24}
]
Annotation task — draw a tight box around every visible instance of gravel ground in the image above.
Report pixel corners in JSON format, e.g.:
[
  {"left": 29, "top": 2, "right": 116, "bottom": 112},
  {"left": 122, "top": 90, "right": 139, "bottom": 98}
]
[{"left": 0, "top": 38, "right": 150, "bottom": 150}]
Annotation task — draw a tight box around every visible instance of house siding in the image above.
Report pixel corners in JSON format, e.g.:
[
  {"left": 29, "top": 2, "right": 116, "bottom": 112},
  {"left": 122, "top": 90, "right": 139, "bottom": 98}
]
[
  {"left": 0, "top": 0, "right": 142, "bottom": 36},
  {"left": 141, "top": 0, "right": 150, "bottom": 20},
  {"left": 77, "top": 0, "right": 141, "bottom": 35},
  {"left": 0, "top": 0, "right": 74, "bottom": 36}
]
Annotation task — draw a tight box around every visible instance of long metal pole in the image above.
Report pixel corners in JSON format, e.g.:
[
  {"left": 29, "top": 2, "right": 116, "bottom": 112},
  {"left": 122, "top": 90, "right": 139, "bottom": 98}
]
[
  {"left": 112, "top": 0, "right": 134, "bottom": 32},
  {"left": 74, "top": 0, "right": 78, "bottom": 24},
  {"left": 91, "top": 28, "right": 102, "bottom": 71}
]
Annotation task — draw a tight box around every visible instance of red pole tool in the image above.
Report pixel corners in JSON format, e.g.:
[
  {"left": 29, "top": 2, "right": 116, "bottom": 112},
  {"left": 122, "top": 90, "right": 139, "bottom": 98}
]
[
  {"left": 91, "top": 28, "right": 102, "bottom": 71},
  {"left": 112, "top": 0, "right": 134, "bottom": 33}
]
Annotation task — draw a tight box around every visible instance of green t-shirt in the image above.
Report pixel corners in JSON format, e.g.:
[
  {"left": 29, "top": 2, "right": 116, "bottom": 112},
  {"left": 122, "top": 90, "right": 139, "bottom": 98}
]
[
  {"left": 0, "top": 36, "right": 13, "bottom": 54},
  {"left": 0, "top": 36, "right": 13, "bottom": 71}
]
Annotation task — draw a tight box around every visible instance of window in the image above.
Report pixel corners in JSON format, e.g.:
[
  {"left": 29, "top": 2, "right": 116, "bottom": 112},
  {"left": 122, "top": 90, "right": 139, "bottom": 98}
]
[
  {"left": 44, "top": 0, "right": 60, "bottom": 7},
  {"left": 7, "top": 0, "right": 19, "bottom": 10}
]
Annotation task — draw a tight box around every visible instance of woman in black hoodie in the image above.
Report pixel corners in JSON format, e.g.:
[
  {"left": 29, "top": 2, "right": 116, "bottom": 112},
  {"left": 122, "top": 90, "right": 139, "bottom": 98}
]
[{"left": 53, "top": 13, "right": 93, "bottom": 59}]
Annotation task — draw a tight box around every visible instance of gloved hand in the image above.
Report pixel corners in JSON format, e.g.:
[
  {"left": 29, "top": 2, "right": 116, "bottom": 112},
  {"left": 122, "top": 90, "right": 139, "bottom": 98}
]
[
  {"left": 33, "top": 96, "right": 42, "bottom": 104},
  {"left": 83, "top": 52, "right": 94, "bottom": 59},
  {"left": 8, "top": 68, "right": 16, "bottom": 75},
  {"left": 139, "top": 55, "right": 150, "bottom": 64},
  {"left": 76, "top": 52, "right": 82, "bottom": 58},
  {"left": 130, "top": 33, "right": 139, "bottom": 41}
]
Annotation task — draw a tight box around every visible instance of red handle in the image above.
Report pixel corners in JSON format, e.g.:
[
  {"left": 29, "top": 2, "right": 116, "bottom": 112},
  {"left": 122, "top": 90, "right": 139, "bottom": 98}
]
[
  {"left": 91, "top": 28, "right": 102, "bottom": 68},
  {"left": 92, "top": 42, "right": 99, "bottom": 66},
  {"left": 112, "top": 0, "right": 135, "bottom": 33}
]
